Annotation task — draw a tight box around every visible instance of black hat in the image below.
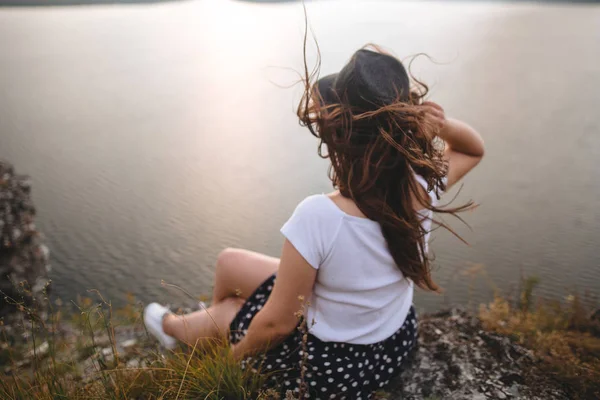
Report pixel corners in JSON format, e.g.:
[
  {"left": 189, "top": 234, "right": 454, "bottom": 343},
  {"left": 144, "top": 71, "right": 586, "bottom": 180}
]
[{"left": 317, "top": 49, "right": 411, "bottom": 111}]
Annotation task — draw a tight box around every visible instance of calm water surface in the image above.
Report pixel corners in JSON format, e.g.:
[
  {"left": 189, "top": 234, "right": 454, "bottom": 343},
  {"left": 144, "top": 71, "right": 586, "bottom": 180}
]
[{"left": 1, "top": 0, "right": 599, "bottom": 312}]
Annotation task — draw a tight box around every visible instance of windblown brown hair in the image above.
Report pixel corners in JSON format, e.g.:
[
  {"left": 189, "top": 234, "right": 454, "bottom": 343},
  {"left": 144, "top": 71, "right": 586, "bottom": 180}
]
[{"left": 297, "top": 40, "right": 473, "bottom": 291}]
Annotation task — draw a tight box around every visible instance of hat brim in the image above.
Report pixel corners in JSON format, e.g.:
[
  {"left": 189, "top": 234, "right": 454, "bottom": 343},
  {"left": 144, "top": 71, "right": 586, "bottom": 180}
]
[{"left": 316, "top": 73, "right": 340, "bottom": 106}]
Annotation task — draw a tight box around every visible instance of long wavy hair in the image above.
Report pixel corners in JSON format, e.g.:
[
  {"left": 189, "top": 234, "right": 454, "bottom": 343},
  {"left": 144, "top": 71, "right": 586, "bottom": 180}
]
[{"left": 297, "top": 42, "right": 473, "bottom": 292}]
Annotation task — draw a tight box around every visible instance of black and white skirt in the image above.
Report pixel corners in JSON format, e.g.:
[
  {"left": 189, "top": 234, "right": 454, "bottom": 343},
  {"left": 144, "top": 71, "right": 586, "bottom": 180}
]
[{"left": 229, "top": 274, "right": 418, "bottom": 400}]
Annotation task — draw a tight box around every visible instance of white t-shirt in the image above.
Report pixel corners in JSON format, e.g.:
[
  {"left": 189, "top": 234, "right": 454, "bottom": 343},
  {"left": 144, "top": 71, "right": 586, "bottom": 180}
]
[{"left": 280, "top": 175, "right": 438, "bottom": 345}]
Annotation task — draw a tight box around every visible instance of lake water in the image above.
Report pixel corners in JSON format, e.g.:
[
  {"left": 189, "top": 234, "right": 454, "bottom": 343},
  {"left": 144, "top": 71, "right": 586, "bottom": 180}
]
[{"left": 1, "top": 0, "right": 599, "bottom": 313}]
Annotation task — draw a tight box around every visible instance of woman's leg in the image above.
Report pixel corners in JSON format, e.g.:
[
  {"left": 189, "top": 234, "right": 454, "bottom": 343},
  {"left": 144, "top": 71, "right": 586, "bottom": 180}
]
[
  {"left": 163, "top": 248, "right": 279, "bottom": 346},
  {"left": 163, "top": 297, "right": 245, "bottom": 346},
  {"left": 211, "top": 247, "right": 279, "bottom": 304}
]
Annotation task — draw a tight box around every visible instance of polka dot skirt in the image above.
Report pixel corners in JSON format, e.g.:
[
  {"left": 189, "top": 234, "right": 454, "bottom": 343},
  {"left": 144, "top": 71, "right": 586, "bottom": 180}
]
[{"left": 229, "top": 274, "right": 418, "bottom": 399}]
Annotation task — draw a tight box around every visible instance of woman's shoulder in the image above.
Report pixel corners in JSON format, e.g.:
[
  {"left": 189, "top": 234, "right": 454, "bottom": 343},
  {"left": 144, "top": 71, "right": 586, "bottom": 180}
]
[
  {"left": 285, "top": 194, "right": 351, "bottom": 231},
  {"left": 292, "top": 194, "right": 335, "bottom": 217},
  {"left": 282, "top": 194, "right": 344, "bottom": 254}
]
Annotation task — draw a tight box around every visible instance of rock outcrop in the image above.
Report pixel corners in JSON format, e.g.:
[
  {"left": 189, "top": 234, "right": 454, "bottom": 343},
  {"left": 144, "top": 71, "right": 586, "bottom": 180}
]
[
  {"left": 387, "top": 309, "right": 568, "bottom": 400},
  {"left": 0, "top": 161, "right": 51, "bottom": 315}
]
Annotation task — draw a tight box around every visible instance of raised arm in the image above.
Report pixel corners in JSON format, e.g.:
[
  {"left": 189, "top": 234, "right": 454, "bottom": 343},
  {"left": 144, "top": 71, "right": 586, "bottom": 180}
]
[{"left": 422, "top": 102, "right": 485, "bottom": 188}]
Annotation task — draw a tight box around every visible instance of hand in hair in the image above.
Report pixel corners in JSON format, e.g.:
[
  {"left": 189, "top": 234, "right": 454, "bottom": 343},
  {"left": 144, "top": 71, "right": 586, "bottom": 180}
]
[
  {"left": 420, "top": 103, "right": 485, "bottom": 188},
  {"left": 421, "top": 101, "right": 446, "bottom": 140}
]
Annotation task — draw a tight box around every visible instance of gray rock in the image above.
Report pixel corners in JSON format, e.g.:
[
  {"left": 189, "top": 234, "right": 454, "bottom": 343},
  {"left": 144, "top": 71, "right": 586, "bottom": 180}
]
[
  {"left": 0, "top": 160, "right": 50, "bottom": 316},
  {"left": 126, "top": 358, "right": 140, "bottom": 368},
  {"left": 25, "top": 341, "right": 49, "bottom": 358},
  {"left": 78, "top": 356, "right": 97, "bottom": 378},
  {"left": 121, "top": 338, "right": 137, "bottom": 349},
  {"left": 100, "top": 347, "right": 115, "bottom": 363},
  {"left": 388, "top": 308, "right": 569, "bottom": 400}
]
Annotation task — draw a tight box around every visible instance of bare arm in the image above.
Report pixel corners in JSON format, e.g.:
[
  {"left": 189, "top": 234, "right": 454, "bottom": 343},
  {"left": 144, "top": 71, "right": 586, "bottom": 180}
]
[
  {"left": 439, "top": 118, "right": 484, "bottom": 188},
  {"left": 231, "top": 239, "right": 317, "bottom": 360},
  {"left": 422, "top": 102, "right": 485, "bottom": 188}
]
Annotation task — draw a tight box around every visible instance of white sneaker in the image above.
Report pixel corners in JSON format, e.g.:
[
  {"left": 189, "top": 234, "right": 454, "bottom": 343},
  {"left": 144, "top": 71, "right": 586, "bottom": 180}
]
[{"left": 143, "top": 303, "right": 177, "bottom": 350}]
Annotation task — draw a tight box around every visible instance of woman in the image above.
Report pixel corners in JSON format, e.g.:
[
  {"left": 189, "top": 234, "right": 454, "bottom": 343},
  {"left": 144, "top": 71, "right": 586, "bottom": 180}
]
[{"left": 144, "top": 47, "right": 484, "bottom": 399}]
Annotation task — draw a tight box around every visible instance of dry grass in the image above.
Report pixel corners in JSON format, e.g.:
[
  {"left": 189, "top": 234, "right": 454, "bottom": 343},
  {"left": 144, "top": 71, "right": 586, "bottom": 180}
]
[
  {"left": 118, "top": 345, "right": 275, "bottom": 400},
  {"left": 480, "top": 276, "right": 600, "bottom": 400},
  {"left": 0, "top": 346, "right": 278, "bottom": 400},
  {"left": 0, "top": 289, "right": 280, "bottom": 400}
]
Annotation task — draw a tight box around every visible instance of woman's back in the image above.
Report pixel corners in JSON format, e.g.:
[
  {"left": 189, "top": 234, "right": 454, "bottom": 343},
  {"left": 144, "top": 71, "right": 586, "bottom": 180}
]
[{"left": 281, "top": 176, "right": 437, "bottom": 344}]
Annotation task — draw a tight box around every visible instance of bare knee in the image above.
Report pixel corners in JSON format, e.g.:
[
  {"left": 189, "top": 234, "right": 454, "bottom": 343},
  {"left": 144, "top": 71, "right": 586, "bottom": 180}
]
[
  {"left": 213, "top": 248, "right": 242, "bottom": 302},
  {"left": 213, "top": 247, "right": 276, "bottom": 304},
  {"left": 215, "top": 248, "right": 248, "bottom": 284},
  {"left": 216, "top": 248, "right": 241, "bottom": 273}
]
